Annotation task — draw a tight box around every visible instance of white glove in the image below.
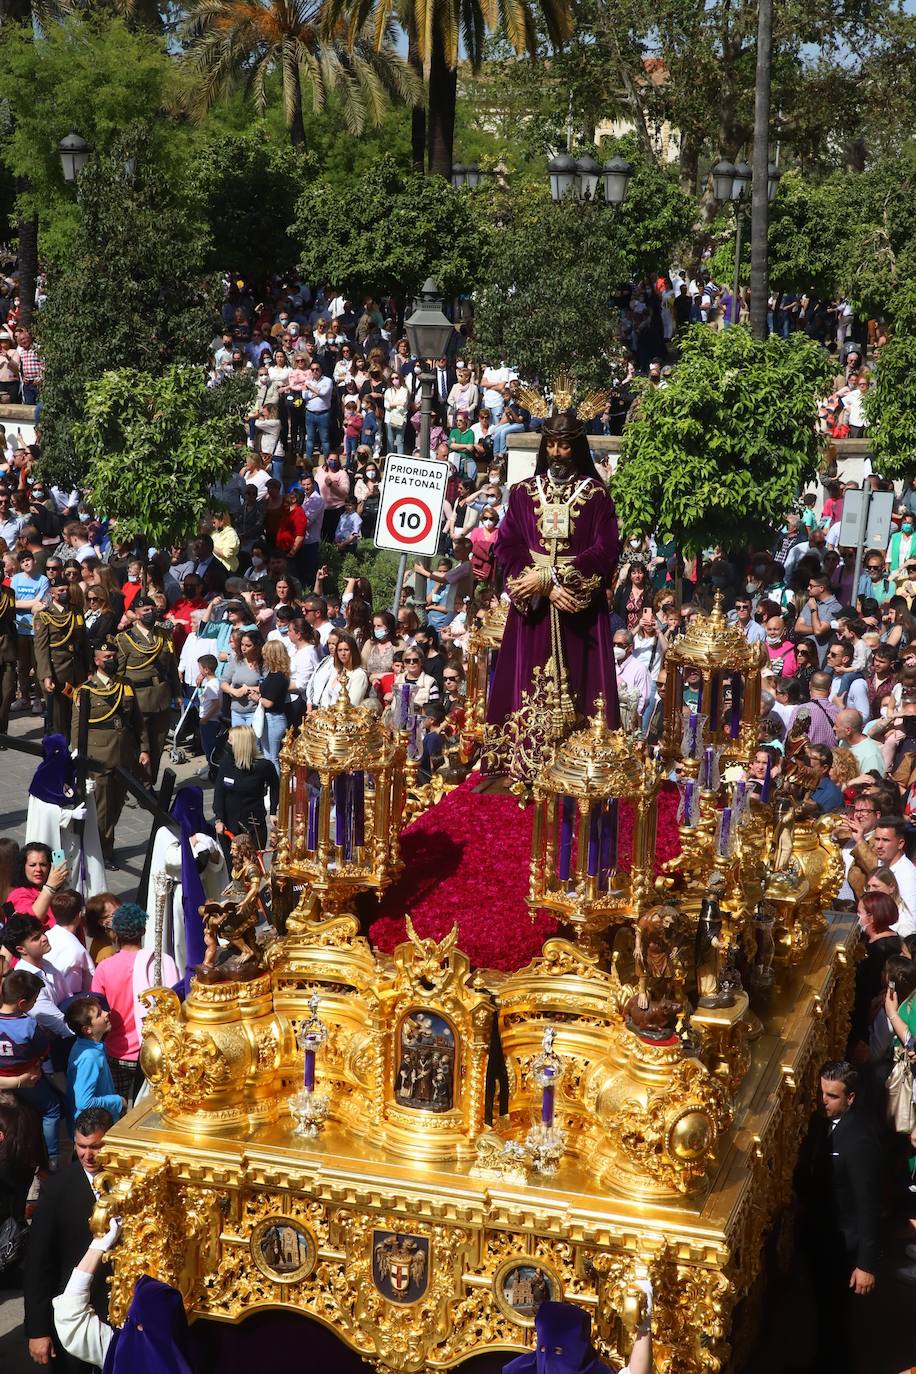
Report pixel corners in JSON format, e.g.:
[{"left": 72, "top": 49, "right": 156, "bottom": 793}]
[
  {"left": 71, "top": 747, "right": 79, "bottom": 759},
  {"left": 85, "top": 777, "right": 96, "bottom": 795},
  {"left": 60, "top": 804, "right": 87, "bottom": 826},
  {"left": 89, "top": 1217, "right": 121, "bottom": 1252}
]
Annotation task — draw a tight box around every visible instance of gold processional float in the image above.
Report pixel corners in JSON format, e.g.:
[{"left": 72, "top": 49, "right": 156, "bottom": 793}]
[{"left": 92, "top": 595, "right": 855, "bottom": 1374}]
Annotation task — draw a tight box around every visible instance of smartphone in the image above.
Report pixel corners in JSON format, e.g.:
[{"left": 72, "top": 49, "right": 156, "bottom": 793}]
[{"left": 51, "top": 848, "right": 66, "bottom": 867}]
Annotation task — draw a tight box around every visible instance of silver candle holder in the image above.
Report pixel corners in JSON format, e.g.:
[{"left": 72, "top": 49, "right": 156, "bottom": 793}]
[
  {"left": 525, "top": 1025, "right": 566, "bottom": 1176},
  {"left": 288, "top": 994, "right": 330, "bottom": 1138}
]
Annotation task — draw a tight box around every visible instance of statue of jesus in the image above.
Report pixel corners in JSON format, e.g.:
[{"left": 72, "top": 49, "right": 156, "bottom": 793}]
[{"left": 486, "top": 412, "right": 620, "bottom": 776}]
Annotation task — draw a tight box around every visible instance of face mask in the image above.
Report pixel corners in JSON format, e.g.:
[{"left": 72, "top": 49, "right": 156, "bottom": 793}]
[
  {"left": 613, "top": 645, "right": 626, "bottom": 662},
  {"left": 100, "top": 656, "right": 117, "bottom": 674},
  {"left": 374, "top": 627, "right": 387, "bottom": 640},
  {"left": 629, "top": 538, "right": 641, "bottom": 548},
  {"left": 78, "top": 512, "right": 91, "bottom": 523},
  {"left": 904, "top": 524, "right": 914, "bottom": 534},
  {"left": 54, "top": 590, "right": 70, "bottom": 607},
  {"left": 139, "top": 611, "right": 157, "bottom": 627},
  {"left": 746, "top": 581, "right": 759, "bottom": 593},
  {"left": 251, "top": 554, "right": 264, "bottom": 566},
  {"left": 127, "top": 573, "right": 140, "bottom": 583},
  {"left": 278, "top": 625, "right": 289, "bottom": 636},
  {"left": 483, "top": 520, "right": 496, "bottom": 529},
  {"left": 766, "top": 634, "right": 782, "bottom": 645},
  {"left": 329, "top": 460, "right": 340, "bottom": 471},
  {"left": 366, "top": 471, "right": 377, "bottom": 480}
]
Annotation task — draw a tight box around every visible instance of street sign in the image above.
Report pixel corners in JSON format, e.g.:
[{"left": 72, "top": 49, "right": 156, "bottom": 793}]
[
  {"left": 374, "top": 453, "right": 448, "bottom": 559},
  {"left": 839, "top": 489, "right": 894, "bottom": 550}
]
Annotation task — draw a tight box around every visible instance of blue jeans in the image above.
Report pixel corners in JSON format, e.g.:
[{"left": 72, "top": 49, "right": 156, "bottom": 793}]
[
  {"left": 200, "top": 718, "right": 221, "bottom": 763},
  {"left": 306, "top": 409, "right": 330, "bottom": 459},
  {"left": 491, "top": 421, "right": 524, "bottom": 455},
  {"left": 260, "top": 710, "right": 288, "bottom": 771},
  {"left": 387, "top": 423, "right": 406, "bottom": 454},
  {"left": 271, "top": 453, "right": 285, "bottom": 483},
  {"left": 17, "top": 1074, "right": 62, "bottom": 1165},
  {"left": 231, "top": 704, "right": 255, "bottom": 728}
]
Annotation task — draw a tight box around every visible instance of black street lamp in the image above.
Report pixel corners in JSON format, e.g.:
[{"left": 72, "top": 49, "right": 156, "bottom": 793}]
[
  {"left": 547, "top": 154, "right": 578, "bottom": 202},
  {"left": 58, "top": 131, "right": 91, "bottom": 184},
  {"left": 600, "top": 155, "right": 633, "bottom": 206}
]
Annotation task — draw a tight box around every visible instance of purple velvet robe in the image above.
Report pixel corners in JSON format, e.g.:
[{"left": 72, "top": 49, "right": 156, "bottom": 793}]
[{"left": 487, "top": 477, "right": 621, "bottom": 728}]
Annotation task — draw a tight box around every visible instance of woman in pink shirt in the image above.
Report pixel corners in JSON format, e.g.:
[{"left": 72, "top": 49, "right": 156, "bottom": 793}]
[{"left": 90, "top": 902, "right": 178, "bottom": 1101}]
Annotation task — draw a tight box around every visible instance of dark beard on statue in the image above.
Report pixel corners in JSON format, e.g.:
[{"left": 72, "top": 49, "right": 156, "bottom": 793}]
[{"left": 547, "top": 462, "right": 576, "bottom": 485}]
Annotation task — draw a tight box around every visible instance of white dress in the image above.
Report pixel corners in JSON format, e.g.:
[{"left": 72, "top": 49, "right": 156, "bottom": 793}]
[
  {"left": 25, "top": 784, "right": 106, "bottom": 899},
  {"left": 144, "top": 828, "right": 227, "bottom": 977}
]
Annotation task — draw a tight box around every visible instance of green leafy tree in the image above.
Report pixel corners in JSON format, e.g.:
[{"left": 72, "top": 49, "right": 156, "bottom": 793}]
[
  {"left": 612, "top": 327, "right": 830, "bottom": 552},
  {"left": 192, "top": 127, "right": 310, "bottom": 279},
  {"left": 469, "top": 153, "right": 692, "bottom": 387},
  {"left": 294, "top": 155, "right": 489, "bottom": 298},
  {"left": 0, "top": 16, "right": 183, "bottom": 268},
  {"left": 864, "top": 325, "right": 916, "bottom": 480},
  {"left": 181, "top": 0, "right": 419, "bottom": 146},
  {"left": 37, "top": 135, "right": 216, "bottom": 488},
  {"left": 323, "top": 0, "right": 572, "bottom": 178},
  {"left": 74, "top": 366, "right": 242, "bottom": 548}
]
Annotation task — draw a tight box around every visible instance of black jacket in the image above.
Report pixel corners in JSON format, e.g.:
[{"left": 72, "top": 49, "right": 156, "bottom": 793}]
[
  {"left": 796, "top": 1106, "right": 883, "bottom": 1273},
  {"left": 212, "top": 756, "right": 279, "bottom": 841},
  {"left": 23, "top": 1163, "right": 109, "bottom": 1344}
]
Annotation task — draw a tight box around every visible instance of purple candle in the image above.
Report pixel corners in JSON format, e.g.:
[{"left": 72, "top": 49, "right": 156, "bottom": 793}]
[
  {"left": 352, "top": 771, "right": 365, "bottom": 848},
  {"left": 702, "top": 746, "right": 715, "bottom": 790},
  {"left": 598, "top": 800, "right": 617, "bottom": 891},
  {"left": 558, "top": 796, "right": 575, "bottom": 882},
  {"left": 304, "top": 1047, "right": 316, "bottom": 1092},
  {"left": 541, "top": 1082, "right": 555, "bottom": 1126},
  {"left": 729, "top": 672, "right": 742, "bottom": 738},
  {"left": 334, "top": 774, "right": 351, "bottom": 856},
  {"left": 761, "top": 754, "right": 772, "bottom": 803},
  {"left": 586, "top": 804, "right": 600, "bottom": 878},
  {"left": 681, "top": 779, "right": 696, "bottom": 827},
  {"left": 399, "top": 681, "right": 411, "bottom": 729},
  {"left": 306, "top": 784, "right": 319, "bottom": 851},
  {"left": 718, "top": 806, "right": 733, "bottom": 856},
  {"left": 687, "top": 710, "right": 698, "bottom": 756},
  {"left": 734, "top": 779, "right": 746, "bottom": 815}
]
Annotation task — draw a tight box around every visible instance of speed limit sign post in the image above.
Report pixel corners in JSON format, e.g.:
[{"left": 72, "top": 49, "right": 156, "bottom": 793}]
[{"left": 374, "top": 453, "right": 449, "bottom": 558}]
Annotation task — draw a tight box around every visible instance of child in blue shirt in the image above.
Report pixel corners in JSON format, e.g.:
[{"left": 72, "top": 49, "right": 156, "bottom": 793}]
[
  {"left": 0, "top": 967, "right": 61, "bottom": 1165},
  {"left": 64, "top": 996, "right": 125, "bottom": 1132}
]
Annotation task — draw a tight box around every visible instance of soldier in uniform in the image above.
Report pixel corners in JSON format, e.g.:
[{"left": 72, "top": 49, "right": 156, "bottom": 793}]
[
  {"left": 72, "top": 638, "right": 149, "bottom": 867},
  {"left": 116, "top": 596, "right": 180, "bottom": 784},
  {"left": 33, "top": 578, "right": 89, "bottom": 737},
  {"left": 0, "top": 576, "right": 16, "bottom": 737}
]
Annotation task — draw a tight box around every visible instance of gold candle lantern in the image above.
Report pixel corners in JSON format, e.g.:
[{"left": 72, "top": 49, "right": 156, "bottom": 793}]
[
  {"left": 528, "top": 700, "right": 661, "bottom": 953},
  {"left": 460, "top": 599, "right": 508, "bottom": 760},
  {"left": 273, "top": 674, "right": 407, "bottom": 921},
  {"left": 660, "top": 592, "right": 767, "bottom": 767}
]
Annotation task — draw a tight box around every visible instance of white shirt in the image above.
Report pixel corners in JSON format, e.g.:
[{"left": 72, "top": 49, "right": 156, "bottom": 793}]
[
  {"left": 616, "top": 654, "right": 652, "bottom": 717},
  {"left": 45, "top": 925, "right": 95, "bottom": 998},
  {"left": 17, "top": 957, "right": 74, "bottom": 1040},
  {"left": 197, "top": 673, "right": 221, "bottom": 723},
  {"left": 52, "top": 1271, "right": 112, "bottom": 1369},
  {"left": 305, "top": 374, "right": 333, "bottom": 412},
  {"left": 286, "top": 641, "right": 321, "bottom": 693},
  {"left": 244, "top": 467, "right": 271, "bottom": 501},
  {"left": 890, "top": 855, "right": 916, "bottom": 937},
  {"left": 480, "top": 366, "right": 514, "bottom": 408}
]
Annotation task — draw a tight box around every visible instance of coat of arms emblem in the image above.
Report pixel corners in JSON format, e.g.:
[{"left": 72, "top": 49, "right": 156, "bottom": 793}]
[{"left": 372, "top": 1230, "right": 430, "bottom": 1302}]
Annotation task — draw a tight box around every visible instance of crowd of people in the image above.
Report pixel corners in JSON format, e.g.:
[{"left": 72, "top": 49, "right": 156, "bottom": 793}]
[{"left": 0, "top": 268, "right": 911, "bottom": 1371}]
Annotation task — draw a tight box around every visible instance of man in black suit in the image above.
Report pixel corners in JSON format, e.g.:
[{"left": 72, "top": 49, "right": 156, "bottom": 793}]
[
  {"left": 795, "top": 1060, "right": 882, "bottom": 1370},
  {"left": 189, "top": 535, "right": 228, "bottom": 597},
  {"left": 431, "top": 354, "right": 456, "bottom": 425},
  {"left": 24, "top": 1106, "right": 114, "bottom": 1371}
]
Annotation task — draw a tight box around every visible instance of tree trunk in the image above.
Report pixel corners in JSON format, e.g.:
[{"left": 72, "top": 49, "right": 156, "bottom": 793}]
[
  {"left": 426, "top": 32, "right": 456, "bottom": 181},
  {"left": 16, "top": 200, "right": 37, "bottom": 332},
  {"left": 750, "top": 0, "right": 773, "bottom": 340},
  {"left": 408, "top": 29, "right": 426, "bottom": 173},
  {"left": 679, "top": 133, "right": 700, "bottom": 195},
  {"left": 287, "top": 72, "right": 306, "bottom": 147}
]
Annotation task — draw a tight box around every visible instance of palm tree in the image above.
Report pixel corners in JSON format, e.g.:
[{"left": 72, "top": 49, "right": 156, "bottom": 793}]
[
  {"left": 327, "top": 0, "right": 573, "bottom": 177},
  {"left": 182, "top": 0, "right": 421, "bottom": 145}
]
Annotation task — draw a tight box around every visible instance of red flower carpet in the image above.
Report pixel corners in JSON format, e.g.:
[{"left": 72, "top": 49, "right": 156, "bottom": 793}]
[{"left": 369, "top": 778, "right": 683, "bottom": 971}]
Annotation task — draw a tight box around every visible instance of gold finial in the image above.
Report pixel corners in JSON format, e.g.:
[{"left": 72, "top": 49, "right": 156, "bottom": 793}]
[{"left": 710, "top": 592, "right": 727, "bottom": 627}]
